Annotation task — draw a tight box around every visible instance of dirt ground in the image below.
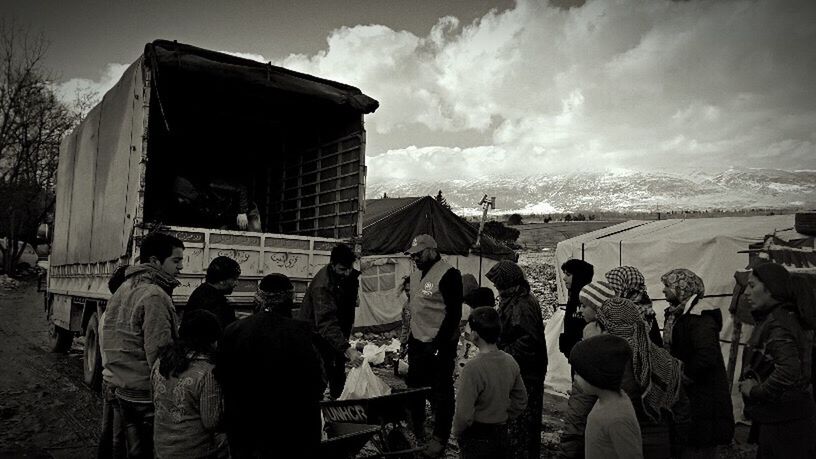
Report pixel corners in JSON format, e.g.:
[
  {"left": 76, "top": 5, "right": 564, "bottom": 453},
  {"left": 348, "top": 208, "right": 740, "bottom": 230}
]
[
  {"left": 0, "top": 282, "right": 102, "bottom": 458},
  {"left": 0, "top": 280, "right": 756, "bottom": 458}
]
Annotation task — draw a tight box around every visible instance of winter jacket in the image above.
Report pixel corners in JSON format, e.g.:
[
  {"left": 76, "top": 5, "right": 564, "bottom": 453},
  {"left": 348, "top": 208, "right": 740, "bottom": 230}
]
[
  {"left": 216, "top": 311, "right": 324, "bottom": 457},
  {"left": 497, "top": 286, "right": 548, "bottom": 381},
  {"left": 101, "top": 264, "right": 179, "bottom": 402},
  {"left": 151, "top": 355, "right": 227, "bottom": 458},
  {"left": 667, "top": 309, "right": 734, "bottom": 446},
  {"left": 298, "top": 265, "right": 359, "bottom": 355},
  {"left": 742, "top": 302, "right": 816, "bottom": 423},
  {"left": 185, "top": 283, "right": 236, "bottom": 330}
]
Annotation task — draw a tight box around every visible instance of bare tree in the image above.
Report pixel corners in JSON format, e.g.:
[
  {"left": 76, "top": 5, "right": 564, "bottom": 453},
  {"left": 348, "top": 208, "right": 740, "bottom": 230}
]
[{"left": 0, "top": 21, "right": 77, "bottom": 274}]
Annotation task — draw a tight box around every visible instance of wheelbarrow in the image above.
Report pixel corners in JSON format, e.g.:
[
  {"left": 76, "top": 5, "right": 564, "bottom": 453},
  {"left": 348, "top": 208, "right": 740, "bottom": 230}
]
[{"left": 321, "top": 387, "right": 432, "bottom": 458}]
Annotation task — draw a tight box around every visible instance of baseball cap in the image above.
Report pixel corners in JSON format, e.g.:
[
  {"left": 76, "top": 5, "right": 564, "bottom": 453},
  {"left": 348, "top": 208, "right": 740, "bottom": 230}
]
[{"left": 405, "top": 234, "right": 437, "bottom": 255}]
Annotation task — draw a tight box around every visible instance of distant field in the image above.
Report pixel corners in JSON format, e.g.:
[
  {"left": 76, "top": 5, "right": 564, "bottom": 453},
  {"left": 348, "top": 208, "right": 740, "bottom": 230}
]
[{"left": 512, "top": 221, "right": 625, "bottom": 251}]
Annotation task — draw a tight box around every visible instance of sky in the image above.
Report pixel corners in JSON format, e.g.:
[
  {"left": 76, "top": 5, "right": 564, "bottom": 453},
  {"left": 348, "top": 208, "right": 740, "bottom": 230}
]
[{"left": 4, "top": 0, "right": 815, "bottom": 183}]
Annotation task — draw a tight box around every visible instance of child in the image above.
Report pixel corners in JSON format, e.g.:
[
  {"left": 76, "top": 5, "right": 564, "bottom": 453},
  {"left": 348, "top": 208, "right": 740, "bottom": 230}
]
[
  {"left": 453, "top": 306, "right": 528, "bottom": 459},
  {"left": 578, "top": 281, "right": 616, "bottom": 339},
  {"left": 569, "top": 334, "right": 643, "bottom": 459}
]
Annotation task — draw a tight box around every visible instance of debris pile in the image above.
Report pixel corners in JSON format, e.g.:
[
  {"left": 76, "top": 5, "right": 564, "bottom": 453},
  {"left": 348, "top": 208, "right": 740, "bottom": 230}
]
[
  {"left": 518, "top": 260, "right": 558, "bottom": 321},
  {"left": 0, "top": 275, "right": 21, "bottom": 290}
]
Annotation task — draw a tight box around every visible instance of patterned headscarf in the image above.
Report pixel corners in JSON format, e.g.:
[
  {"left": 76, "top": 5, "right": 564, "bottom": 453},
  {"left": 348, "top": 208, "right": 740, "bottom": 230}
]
[
  {"left": 661, "top": 269, "right": 706, "bottom": 348},
  {"left": 595, "top": 297, "right": 683, "bottom": 423},
  {"left": 605, "top": 266, "right": 655, "bottom": 320}
]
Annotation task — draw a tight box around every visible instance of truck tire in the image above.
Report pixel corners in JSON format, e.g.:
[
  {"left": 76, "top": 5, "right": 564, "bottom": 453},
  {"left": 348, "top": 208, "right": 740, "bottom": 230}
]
[
  {"left": 84, "top": 312, "right": 103, "bottom": 391},
  {"left": 48, "top": 322, "right": 73, "bottom": 353},
  {"left": 795, "top": 211, "right": 816, "bottom": 236}
]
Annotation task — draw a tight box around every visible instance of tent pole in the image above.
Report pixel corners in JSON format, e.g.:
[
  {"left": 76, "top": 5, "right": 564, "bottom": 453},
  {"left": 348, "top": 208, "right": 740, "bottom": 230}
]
[
  {"left": 479, "top": 253, "right": 482, "bottom": 287},
  {"left": 581, "top": 243, "right": 585, "bottom": 260}
]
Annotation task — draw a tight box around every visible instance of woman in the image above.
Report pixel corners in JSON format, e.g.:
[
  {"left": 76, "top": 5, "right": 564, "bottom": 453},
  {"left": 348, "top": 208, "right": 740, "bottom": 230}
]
[
  {"left": 152, "top": 310, "right": 227, "bottom": 459},
  {"left": 594, "top": 296, "right": 686, "bottom": 459},
  {"left": 661, "top": 269, "right": 734, "bottom": 458},
  {"left": 605, "top": 266, "right": 664, "bottom": 346},
  {"left": 739, "top": 262, "right": 816, "bottom": 459},
  {"left": 254, "top": 273, "right": 295, "bottom": 316},
  {"left": 560, "top": 259, "right": 594, "bottom": 359},
  {"left": 486, "top": 260, "right": 547, "bottom": 459}
]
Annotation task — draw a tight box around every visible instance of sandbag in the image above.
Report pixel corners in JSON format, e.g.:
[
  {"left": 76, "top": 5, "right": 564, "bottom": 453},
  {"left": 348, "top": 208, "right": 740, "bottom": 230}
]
[{"left": 339, "top": 361, "right": 391, "bottom": 400}]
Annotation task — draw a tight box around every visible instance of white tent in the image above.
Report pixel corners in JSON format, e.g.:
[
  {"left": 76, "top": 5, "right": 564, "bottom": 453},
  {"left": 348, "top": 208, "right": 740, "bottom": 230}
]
[{"left": 548, "top": 214, "right": 799, "bottom": 415}]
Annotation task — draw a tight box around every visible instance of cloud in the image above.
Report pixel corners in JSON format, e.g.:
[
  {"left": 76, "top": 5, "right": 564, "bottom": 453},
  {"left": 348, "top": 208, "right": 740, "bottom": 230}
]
[
  {"left": 273, "top": 0, "right": 816, "bottom": 182},
  {"left": 54, "top": 63, "right": 129, "bottom": 110}
]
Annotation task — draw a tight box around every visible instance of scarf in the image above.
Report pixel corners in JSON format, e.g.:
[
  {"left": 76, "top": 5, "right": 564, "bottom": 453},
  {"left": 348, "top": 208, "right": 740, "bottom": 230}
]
[
  {"left": 596, "top": 297, "right": 683, "bottom": 423},
  {"left": 605, "top": 266, "right": 655, "bottom": 321},
  {"left": 661, "top": 269, "right": 706, "bottom": 348}
]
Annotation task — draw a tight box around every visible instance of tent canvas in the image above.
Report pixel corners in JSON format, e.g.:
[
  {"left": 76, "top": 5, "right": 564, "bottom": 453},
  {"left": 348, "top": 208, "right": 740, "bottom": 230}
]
[
  {"left": 354, "top": 197, "right": 515, "bottom": 329},
  {"left": 549, "top": 215, "right": 800, "bottom": 411}
]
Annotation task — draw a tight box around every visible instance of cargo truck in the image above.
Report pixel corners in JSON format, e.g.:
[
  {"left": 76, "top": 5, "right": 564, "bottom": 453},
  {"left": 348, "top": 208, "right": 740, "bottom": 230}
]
[{"left": 46, "top": 40, "right": 378, "bottom": 388}]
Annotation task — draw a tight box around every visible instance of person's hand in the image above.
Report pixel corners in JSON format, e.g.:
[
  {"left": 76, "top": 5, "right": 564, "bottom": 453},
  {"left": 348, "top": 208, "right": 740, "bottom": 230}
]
[
  {"left": 739, "top": 378, "right": 757, "bottom": 397},
  {"left": 345, "top": 347, "right": 364, "bottom": 367},
  {"left": 236, "top": 213, "right": 249, "bottom": 230}
]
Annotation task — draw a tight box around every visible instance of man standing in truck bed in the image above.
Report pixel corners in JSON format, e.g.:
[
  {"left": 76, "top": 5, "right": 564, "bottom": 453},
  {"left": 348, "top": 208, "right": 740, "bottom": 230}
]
[
  {"left": 298, "top": 244, "right": 363, "bottom": 399},
  {"left": 404, "top": 234, "right": 463, "bottom": 458},
  {"left": 100, "top": 232, "right": 185, "bottom": 458}
]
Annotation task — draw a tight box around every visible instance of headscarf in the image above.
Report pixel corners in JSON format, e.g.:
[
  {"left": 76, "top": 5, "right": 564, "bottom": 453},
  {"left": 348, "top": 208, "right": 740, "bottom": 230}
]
[
  {"left": 595, "top": 297, "right": 683, "bottom": 422},
  {"left": 486, "top": 261, "right": 527, "bottom": 291},
  {"left": 605, "top": 266, "right": 655, "bottom": 321},
  {"left": 561, "top": 259, "right": 595, "bottom": 297},
  {"left": 661, "top": 268, "right": 706, "bottom": 348}
]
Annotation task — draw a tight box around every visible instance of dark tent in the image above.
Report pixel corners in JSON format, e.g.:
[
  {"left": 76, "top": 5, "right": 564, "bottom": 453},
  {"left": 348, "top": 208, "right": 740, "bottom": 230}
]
[{"left": 362, "top": 196, "right": 516, "bottom": 260}]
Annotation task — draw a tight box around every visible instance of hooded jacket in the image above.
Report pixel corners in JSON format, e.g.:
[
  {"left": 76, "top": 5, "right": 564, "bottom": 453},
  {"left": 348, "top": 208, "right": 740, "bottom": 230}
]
[{"left": 101, "top": 264, "right": 179, "bottom": 402}]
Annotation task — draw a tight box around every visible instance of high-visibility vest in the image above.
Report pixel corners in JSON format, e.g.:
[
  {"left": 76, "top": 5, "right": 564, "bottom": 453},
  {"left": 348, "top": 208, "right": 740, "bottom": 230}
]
[{"left": 408, "top": 260, "right": 452, "bottom": 342}]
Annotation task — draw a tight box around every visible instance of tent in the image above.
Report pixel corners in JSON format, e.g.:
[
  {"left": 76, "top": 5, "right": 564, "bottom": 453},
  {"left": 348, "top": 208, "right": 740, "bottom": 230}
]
[
  {"left": 353, "top": 196, "right": 516, "bottom": 330},
  {"left": 548, "top": 214, "right": 803, "bottom": 408}
]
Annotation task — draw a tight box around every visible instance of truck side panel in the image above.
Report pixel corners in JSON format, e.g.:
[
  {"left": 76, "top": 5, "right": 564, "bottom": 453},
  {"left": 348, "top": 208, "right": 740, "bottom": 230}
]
[
  {"left": 52, "top": 59, "right": 145, "bottom": 269},
  {"left": 92, "top": 60, "right": 145, "bottom": 263}
]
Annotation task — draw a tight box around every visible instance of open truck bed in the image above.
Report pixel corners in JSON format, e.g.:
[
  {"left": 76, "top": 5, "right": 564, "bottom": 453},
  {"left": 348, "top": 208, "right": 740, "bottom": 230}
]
[{"left": 45, "top": 40, "right": 378, "bottom": 387}]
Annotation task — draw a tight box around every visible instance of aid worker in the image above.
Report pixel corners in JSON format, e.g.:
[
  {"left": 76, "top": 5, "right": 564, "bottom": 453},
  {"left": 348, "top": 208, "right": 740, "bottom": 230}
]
[{"left": 403, "top": 234, "right": 463, "bottom": 458}]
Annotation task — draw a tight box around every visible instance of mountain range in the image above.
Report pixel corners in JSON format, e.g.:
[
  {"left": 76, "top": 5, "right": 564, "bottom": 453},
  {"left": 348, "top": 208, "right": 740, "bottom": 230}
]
[{"left": 365, "top": 168, "right": 816, "bottom": 215}]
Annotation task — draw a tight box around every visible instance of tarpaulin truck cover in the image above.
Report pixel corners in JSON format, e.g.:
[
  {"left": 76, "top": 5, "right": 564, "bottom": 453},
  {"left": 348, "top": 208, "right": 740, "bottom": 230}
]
[{"left": 51, "top": 40, "right": 379, "bottom": 267}]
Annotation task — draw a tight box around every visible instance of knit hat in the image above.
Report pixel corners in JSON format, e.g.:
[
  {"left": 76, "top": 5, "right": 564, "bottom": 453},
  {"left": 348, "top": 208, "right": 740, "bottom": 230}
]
[
  {"left": 465, "top": 287, "right": 496, "bottom": 307},
  {"left": 752, "top": 262, "right": 791, "bottom": 302},
  {"left": 578, "top": 281, "right": 617, "bottom": 310},
  {"left": 486, "top": 261, "right": 526, "bottom": 290},
  {"left": 569, "top": 334, "right": 631, "bottom": 391}
]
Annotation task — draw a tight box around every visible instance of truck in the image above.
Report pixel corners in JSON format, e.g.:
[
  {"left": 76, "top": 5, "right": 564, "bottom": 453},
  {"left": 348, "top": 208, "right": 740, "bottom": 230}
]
[{"left": 46, "top": 40, "right": 379, "bottom": 389}]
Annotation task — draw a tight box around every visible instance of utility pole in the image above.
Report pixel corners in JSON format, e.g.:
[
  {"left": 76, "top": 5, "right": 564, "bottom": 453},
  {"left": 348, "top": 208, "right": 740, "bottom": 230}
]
[{"left": 475, "top": 194, "right": 496, "bottom": 249}]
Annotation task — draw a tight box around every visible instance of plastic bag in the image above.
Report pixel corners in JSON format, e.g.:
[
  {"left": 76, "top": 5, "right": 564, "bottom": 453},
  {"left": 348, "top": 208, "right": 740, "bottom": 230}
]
[
  {"left": 339, "top": 360, "right": 391, "bottom": 400},
  {"left": 362, "top": 343, "right": 386, "bottom": 365}
]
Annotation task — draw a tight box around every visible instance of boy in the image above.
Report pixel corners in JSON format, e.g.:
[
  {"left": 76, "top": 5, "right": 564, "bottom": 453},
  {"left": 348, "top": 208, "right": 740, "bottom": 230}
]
[
  {"left": 453, "top": 306, "right": 528, "bottom": 459},
  {"left": 569, "top": 334, "right": 643, "bottom": 459}
]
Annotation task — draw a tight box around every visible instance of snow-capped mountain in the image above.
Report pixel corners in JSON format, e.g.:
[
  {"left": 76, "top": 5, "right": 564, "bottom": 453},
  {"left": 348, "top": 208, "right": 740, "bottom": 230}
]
[{"left": 366, "top": 168, "right": 816, "bottom": 214}]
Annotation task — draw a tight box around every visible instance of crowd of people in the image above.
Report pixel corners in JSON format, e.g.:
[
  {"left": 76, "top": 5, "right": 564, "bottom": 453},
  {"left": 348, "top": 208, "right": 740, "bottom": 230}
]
[{"left": 94, "top": 231, "right": 815, "bottom": 459}]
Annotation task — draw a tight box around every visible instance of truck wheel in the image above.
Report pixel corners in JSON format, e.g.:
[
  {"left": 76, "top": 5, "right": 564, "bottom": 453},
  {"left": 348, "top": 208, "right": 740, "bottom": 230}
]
[
  {"left": 48, "top": 322, "right": 73, "bottom": 353},
  {"left": 83, "top": 312, "right": 103, "bottom": 391}
]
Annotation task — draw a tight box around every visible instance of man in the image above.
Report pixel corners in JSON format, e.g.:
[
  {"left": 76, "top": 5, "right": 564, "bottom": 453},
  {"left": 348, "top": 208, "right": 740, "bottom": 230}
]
[
  {"left": 404, "top": 234, "right": 463, "bottom": 458},
  {"left": 100, "top": 232, "right": 184, "bottom": 458},
  {"left": 184, "top": 256, "right": 240, "bottom": 329},
  {"left": 217, "top": 274, "right": 325, "bottom": 457},
  {"left": 170, "top": 175, "right": 262, "bottom": 231},
  {"left": 298, "top": 243, "right": 363, "bottom": 399}
]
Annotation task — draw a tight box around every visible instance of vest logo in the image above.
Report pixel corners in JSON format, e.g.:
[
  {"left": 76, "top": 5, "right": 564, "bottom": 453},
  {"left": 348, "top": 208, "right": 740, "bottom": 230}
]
[
  {"left": 412, "top": 238, "right": 418, "bottom": 246},
  {"left": 422, "top": 282, "right": 434, "bottom": 296}
]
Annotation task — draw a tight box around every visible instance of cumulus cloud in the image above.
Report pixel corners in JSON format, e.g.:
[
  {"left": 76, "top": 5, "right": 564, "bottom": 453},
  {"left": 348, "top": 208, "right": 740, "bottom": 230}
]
[
  {"left": 274, "top": 0, "right": 816, "bottom": 182},
  {"left": 54, "top": 63, "right": 129, "bottom": 111}
]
